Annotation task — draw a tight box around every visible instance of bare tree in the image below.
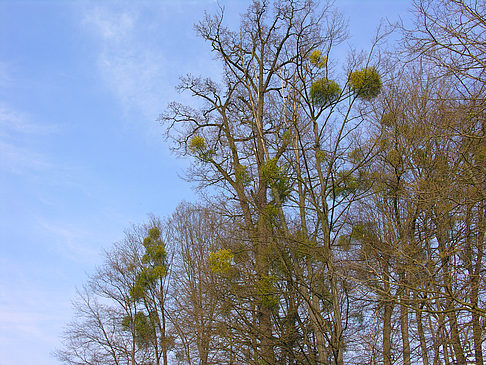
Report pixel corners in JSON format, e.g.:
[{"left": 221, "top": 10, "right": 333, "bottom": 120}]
[
  {"left": 161, "top": 0, "right": 387, "bottom": 363},
  {"left": 168, "top": 203, "right": 228, "bottom": 364},
  {"left": 56, "top": 219, "right": 173, "bottom": 365}
]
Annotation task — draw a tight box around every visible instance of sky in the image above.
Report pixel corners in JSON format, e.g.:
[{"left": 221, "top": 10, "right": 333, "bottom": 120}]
[{"left": 0, "top": 1, "right": 411, "bottom": 364}]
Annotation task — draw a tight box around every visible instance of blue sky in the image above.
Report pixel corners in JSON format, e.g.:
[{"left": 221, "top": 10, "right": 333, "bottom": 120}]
[{"left": 0, "top": 1, "right": 410, "bottom": 364}]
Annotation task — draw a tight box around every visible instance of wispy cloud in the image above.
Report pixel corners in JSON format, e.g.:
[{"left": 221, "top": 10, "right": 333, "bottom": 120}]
[
  {"left": 83, "top": 6, "right": 135, "bottom": 42},
  {"left": 0, "top": 270, "right": 71, "bottom": 365},
  {"left": 82, "top": 5, "right": 169, "bottom": 124},
  {"left": 0, "top": 103, "right": 59, "bottom": 136},
  {"left": 0, "top": 139, "right": 52, "bottom": 174},
  {"left": 39, "top": 220, "right": 100, "bottom": 264},
  {"left": 0, "top": 310, "right": 60, "bottom": 340},
  {"left": 0, "top": 103, "right": 60, "bottom": 175},
  {"left": 0, "top": 61, "right": 11, "bottom": 86}
]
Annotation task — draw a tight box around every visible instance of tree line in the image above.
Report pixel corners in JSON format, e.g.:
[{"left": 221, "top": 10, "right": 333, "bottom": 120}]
[{"left": 57, "top": 0, "right": 485, "bottom": 364}]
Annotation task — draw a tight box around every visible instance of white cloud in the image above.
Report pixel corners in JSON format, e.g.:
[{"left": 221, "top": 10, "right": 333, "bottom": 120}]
[
  {"left": 0, "top": 258, "right": 71, "bottom": 342},
  {"left": 0, "top": 311, "right": 60, "bottom": 339},
  {"left": 39, "top": 220, "right": 101, "bottom": 264},
  {"left": 0, "top": 103, "right": 59, "bottom": 136},
  {"left": 82, "top": 5, "right": 169, "bottom": 124},
  {"left": 0, "top": 60, "right": 13, "bottom": 91},
  {"left": 0, "top": 139, "right": 52, "bottom": 173},
  {"left": 83, "top": 6, "right": 135, "bottom": 42},
  {"left": 0, "top": 103, "right": 62, "bottom": 176}
]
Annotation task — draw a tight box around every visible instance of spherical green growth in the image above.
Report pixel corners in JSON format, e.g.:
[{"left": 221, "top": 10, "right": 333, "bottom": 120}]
[
  {"left": 309, "top": 50, "right": 327, "bottom": 68},
  {"left": 336, "top": 234, "right": 352, "bottom": 251},
  {"left": 130, "top": 284, "right": 145, "bottom": 301},
  {"left": 209, "top": 249, "right": 234, "bottom": 274},
  {"left": 143, "top": 244, "right": 167, "bottom": 265},
  {"left": 261, "top": 158, "right": 291, "bottom": 201},
  {"left": 316, "top": 149, "right": 327, "bottom": 162},
  {"left": 386, "top": 149, "right": 402, "bottom": 167},
  {"left": 121, "top": 312, "right": 154, "bottom": 348},
  {"left": 310, "top": 78, "right": 341, "bottom": 107},
  {"left": 351, "top": 223, "right": 375, "bottom": 243},
  {"left": 474, "top": 144, "right": 485, "bottom": 164},
  {"left": 142, "top": 227, "right": 167, "bottom": 266},
  {"left": 188, "top": 135, "right": 215, "bottom": 162},
  {"left": 261, "top": 158, "right": 279, "bottom": 181},
  {"left": 334, "top": 169, "right": 361, "bottom": 196},
  {"left": 380, "top": 112, "right": 396, "bottom": 127},
  {"left": 235, "top": 164, "right": 252, "bottom": 186},
  {"left": 188, "top": 135, "right": 206, "bottom": 153},
  {"left": 282, "top": 130, "right": 292, "bottom": 144},
  {"left": 348, "top": 67, "right": 382, "bottom": 100},
  {"left": 130, "top": 227, "right": 168, "bottom": 302},
  {"left": 262, "top": 204, "right": 279, "bottom": 222},
  {"left": 378, "top": 137, "right": 390, "bottom": 151},
  {"left": 413, "top": 148, "right": 427, "bottom": 166},
  {"left": 348, "top": 148, "right": 364, "bottom": 164},
  {"left": 256, "top": 275, "right": 279, "bottom": 311},
  {"left": 148, "top": 227, "right": 161, "bottom": 240}
]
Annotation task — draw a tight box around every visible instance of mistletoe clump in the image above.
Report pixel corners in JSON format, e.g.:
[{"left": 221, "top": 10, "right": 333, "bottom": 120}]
[
  {"left": 209, "top": 249, "right": 234, "bottom": 274},
  {"left": 309, "top": 49, "right": 327, "bottom": 68},
  {"left": 188, "top": 135, "right": 215, "bottom": 162},
  {"left": 261, "top": 158, "right": 291, "bottom": 202},
  {"left": 130, "top": 227, "right": 168, "bottom": 301},
  {"left": 348, "top": 67, "right": 382, "bottom": 100},
  {"left": 310, "top": 78, "right": 341, "bottom": 107},
  {"left": 256, "top": 275, "right": 279, "bottom": 311}
]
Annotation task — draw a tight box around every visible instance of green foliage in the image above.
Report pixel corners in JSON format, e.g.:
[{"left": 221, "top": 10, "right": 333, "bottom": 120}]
[
  {"left": 309, "top": 50, "right": 327, "bottom": 68},
  {"left": 282, "top": 130, "right": 292, "bottom": 144},
  {"left": 313, "top": 280, "right": 332, "bottom": 303},
  {"left": 316, "top": 149, "right": 327, "bottom": 163},
  {"left": 333, "top": 170, "right": 363, "bottom": 197},
  {"left": 130, "top": 284, "right": 145, "bottom": 300},
  {"left": 348, "top": 148, "right": 365, "bottom": 164},
  {"left": 142, "top": 245, "right": 167, "bottom": 265},
  {"left": 188, "top": 135, "right": 206, "bottom": 152},
  {"left": 350, "top": 223, "right": 377, "bottom": 245},
  {"left": 261, "top": 158, "right": 279, "bottom": 181},
  {"left": 130, "top": 227, "right": 168, "bottom": 302},
  {"left": 310, "top": 78, "right": 341, "bottom": 106},
  {"left": 396, "top": 123, "right": 410, "bottom": 136},
  {"left": 348, "top": 67, "right": 382, "bottom": 100},
  {"left": 209, "top": 249, "right": 234, "bottom": 274},
  {"left": 386, "top": 149, "right": 402, "bottom": 167},
  {"left": 378, "top": 137, "right": 390, "bottom": 151},
  {"left": 142, "top": 227, "right": 167, "bottom": 266},
  {"left": 148, "top": 227, "right": 160, "bottom": 240},
  {"left": 474, "top": 143, "right": 485, "bottom": 164},
  {"left": 351, "top": 311, "right": 364, "bottom": 324},
  {"left": 262, "top": 204, "right": 279, "bottom": 221},
  {"left": 273, "top": 178, "right": 291, "bottom": 202},
  {"left": 121, "top": 312, "right": 155, "bottom": 348},
  {"left": 336, "top": 234, "right": 352, "bottom": 251},
  {"left": 256, "top": 275, "right": 279, "bottom": 311},
  {"left": 188, "top": 135, "right": 215, "bottom": 162},
  {"left": 121, "top": 314, "right": 131, "bottom": 329},
  {"left": 351, "top": 224, "right": 367, "bottom": 241},
  {"left": 235, "top": 164, "right": 252, "bottom": 185},
  {"left": 130, "top": 266, "right": 167, "bottom": 300},
  {"left": 412, "top": 148, "right": 428, "bottom": 166},
  {"left": 261, "top": 158, "right": 291, "bottom": 201},
  {"left": 292, "top": 231, "right": 317, "bottom": 258},
  {"left": 380, "top": 112, "right": 396, "bottom": 127}
]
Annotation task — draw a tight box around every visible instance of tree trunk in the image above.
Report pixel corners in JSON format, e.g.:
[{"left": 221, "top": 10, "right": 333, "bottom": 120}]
[
  {"left": 414, "top": 291, "right": 430, "bottom": 365},
  {"left": 436, "top": 227, "right": 467, "bottom": 365},
  {"left": 382, "top": 263, "right": 393, "bottom": 365},
  {"left": 399, "top": 278, "right": 411, "bottom": 365}
]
